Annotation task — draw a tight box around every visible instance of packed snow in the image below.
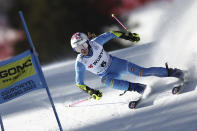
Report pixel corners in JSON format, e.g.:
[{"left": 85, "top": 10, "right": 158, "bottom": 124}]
[{"left": 0, "top": 0, "right": 197, "bottom": 130}]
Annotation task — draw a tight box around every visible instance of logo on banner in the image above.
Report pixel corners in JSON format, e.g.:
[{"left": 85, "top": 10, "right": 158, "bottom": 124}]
[{"left": 0, "top": 55, "right": 36, "bottom": 90}]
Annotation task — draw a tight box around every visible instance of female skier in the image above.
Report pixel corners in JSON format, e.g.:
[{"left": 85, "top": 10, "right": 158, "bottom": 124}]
[{"left": 71, "top": 31, "right": 184, "bottom": 100}]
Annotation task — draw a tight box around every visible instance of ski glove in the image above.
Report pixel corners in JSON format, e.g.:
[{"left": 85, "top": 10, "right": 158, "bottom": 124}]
[
  {"left": 76, "top": 84, "right": 102, "bottom": 100},
  {"left": 126, "top": 32, "right": 140, "bottom": 42},
  {"left": 110, "top": 31, "right": 140, "bottom": 43}
]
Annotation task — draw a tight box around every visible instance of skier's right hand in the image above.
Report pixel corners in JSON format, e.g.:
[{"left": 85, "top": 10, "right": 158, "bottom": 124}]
[
  {"left": 126, "top": 32, "right": 140, "bottom": 43},
  {"left": 76, "top": 84, "right": 102, "bottom": 100},
  {"left": 109, "top": 31, "right": 140, "bottom": 43}
]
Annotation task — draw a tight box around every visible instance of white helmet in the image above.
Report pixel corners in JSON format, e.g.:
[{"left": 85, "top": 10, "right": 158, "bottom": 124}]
[{"left": 71, "top": 32, "right": 89, "bottom": 53}]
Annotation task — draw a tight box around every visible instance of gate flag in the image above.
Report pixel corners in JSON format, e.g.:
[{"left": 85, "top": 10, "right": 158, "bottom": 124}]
[{"left": 0, "top": 50, "right": 43, "bottom": 104}]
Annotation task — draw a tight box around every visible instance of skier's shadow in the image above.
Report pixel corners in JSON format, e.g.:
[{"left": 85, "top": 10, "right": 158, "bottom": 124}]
[{"left": 138, "top": 79, "right": 197, "bottom": 108}]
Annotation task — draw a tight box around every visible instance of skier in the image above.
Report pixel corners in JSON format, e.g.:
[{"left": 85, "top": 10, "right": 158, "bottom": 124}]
[{"left": 71, "top": 31, "right": 185, "bottom": 100}]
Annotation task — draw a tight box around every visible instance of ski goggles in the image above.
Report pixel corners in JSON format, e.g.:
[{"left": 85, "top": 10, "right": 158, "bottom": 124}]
[{"left": 74, "top": 40, "right": 89, "bottom": 53}]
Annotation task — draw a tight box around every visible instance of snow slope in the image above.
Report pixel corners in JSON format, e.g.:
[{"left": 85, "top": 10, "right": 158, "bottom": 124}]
[{"left": 1, "top": 0, "right": 197, "bottom": 131}]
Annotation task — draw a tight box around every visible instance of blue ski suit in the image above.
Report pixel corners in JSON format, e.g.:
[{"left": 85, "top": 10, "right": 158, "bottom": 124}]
[{"left": 75, "top": 31, "right": 168, "bottom": 92}]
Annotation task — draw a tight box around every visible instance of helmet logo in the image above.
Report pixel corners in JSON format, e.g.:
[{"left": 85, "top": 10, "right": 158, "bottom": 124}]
[{"left": 72, "top": 33, "right": 82, "bottom": 41}]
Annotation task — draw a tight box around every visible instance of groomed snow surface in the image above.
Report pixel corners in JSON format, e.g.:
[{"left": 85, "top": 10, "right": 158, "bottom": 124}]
[{"left": 1, "top": 0, "right": 197, "bottom": 130}]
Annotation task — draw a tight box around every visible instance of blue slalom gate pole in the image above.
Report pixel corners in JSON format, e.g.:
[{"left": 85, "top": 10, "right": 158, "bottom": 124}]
[
  {"left": 19, "top": 11, "right": 63, "bottom": 131},
  {"left": 0, "top": 114, "right": 4, "bottom": 131}
]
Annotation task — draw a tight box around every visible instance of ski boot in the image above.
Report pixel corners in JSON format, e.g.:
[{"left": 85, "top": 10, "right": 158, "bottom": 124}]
[
  {"left": 165, "top": 63, "right": 186, "bottom": 81},
  {"left": 128, "top": 83, "right": 151, "bottom": 99},
  {"left": 165, "top": 63, "right": 188, "bottom": 94},
  {"left": 127, "top": 83, "right": 151, "bottom": 109}
]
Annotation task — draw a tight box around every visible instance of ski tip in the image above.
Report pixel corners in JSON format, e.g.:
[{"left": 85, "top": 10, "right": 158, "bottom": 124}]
[
  {"left": 172, "top": 83, "right": 185, "bottom": 95},
  {"left": 172, "top": 86, "right": 180, "bottom": 95},
  {"left": 128, "top": 101, "right": 138, "bottom": 109},
  {"left": 128, "top": 102, "right": 135, "bottom": 109}
]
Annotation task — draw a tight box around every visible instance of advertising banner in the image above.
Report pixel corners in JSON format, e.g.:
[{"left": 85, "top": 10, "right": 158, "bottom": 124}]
[{"left": 0, "top": 50, "right": 43, "bottom": 104}]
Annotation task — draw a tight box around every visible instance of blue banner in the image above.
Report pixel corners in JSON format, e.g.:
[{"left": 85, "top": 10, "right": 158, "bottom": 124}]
[{"left": 0, "top": 50, "right": 44, "bottom": 104}]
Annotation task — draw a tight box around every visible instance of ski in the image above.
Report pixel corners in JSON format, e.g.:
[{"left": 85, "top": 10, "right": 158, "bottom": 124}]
[
  {"left": 172, "top": 71, "right": 189, "bottom": 94},
  {"left": 172, "top": 86, "right": 181, "bottom": 94},
  {"left": 128, "top": 98, "right": 141, "bottom": 109},
  {"left": 128, "top": 85, "right": 151, "bottom": 109},
  {"left": 172, "top": 82, "right": 184, "bottom": 94}
]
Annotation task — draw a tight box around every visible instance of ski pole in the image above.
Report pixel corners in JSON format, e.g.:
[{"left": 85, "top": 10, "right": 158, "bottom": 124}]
[
  {"left": 68, "top": 97, "right": 92, "bottom": 107},
  {"left": 112, "top": 14, "right": 129, "bottom": 32}
]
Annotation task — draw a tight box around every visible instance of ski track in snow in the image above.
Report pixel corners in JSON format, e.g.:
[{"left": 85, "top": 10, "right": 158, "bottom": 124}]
[{"left": 1, "top": 0, "right": 197, "bottom": 130}]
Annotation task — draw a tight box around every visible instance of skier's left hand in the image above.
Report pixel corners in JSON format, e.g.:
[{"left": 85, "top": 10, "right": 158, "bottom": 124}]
[
  {"left": 126, "top": 32, "right": 140, "bottom": 43},
  {"left": 88, "top": 89, "right": 103, "bottom": 100}
]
